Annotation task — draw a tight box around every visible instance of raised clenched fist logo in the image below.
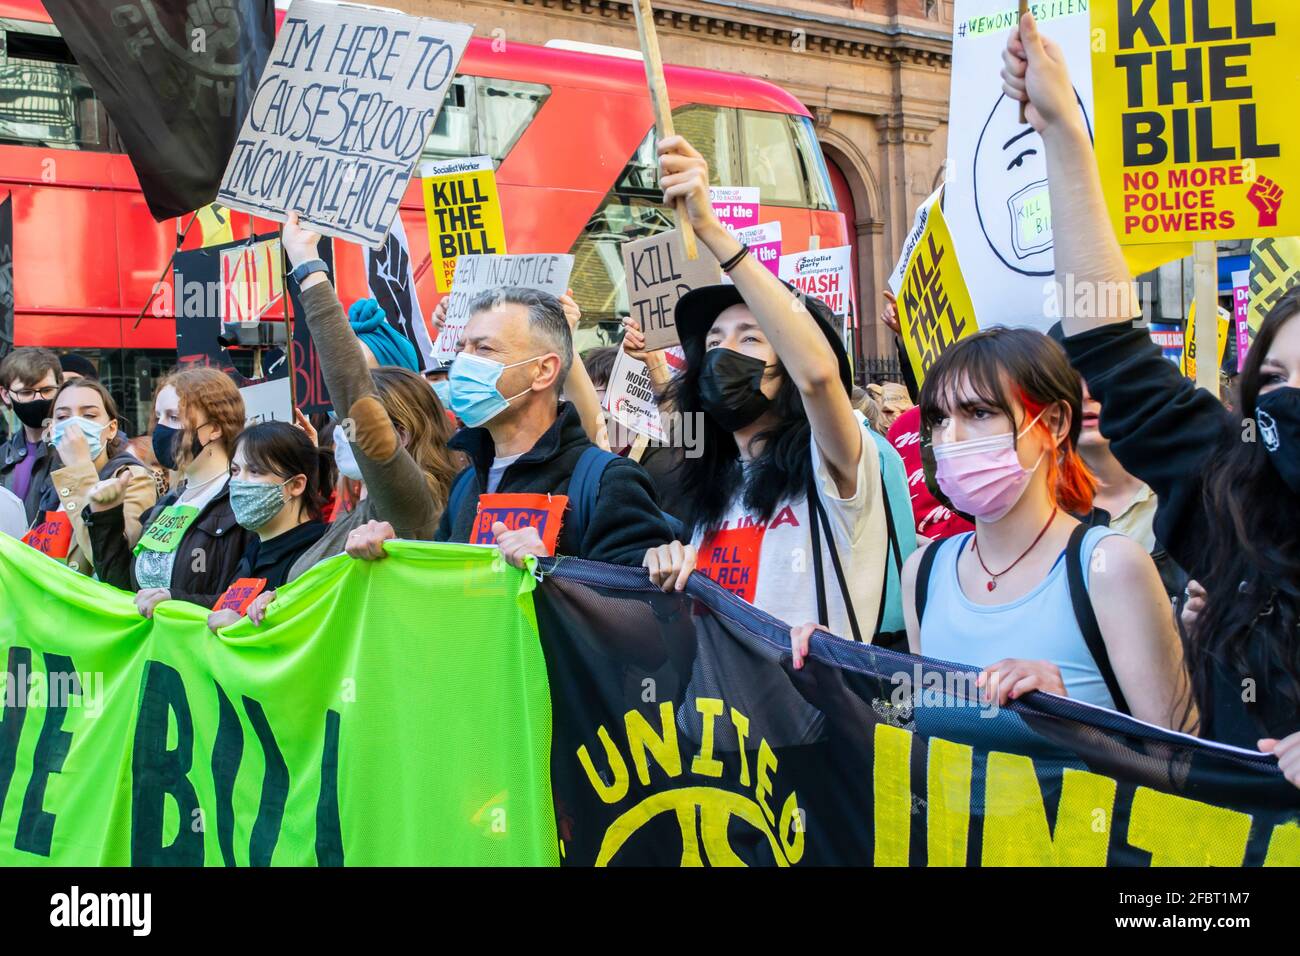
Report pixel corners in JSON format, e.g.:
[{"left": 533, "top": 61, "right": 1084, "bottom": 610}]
[{"left": 1248, "top": 176, "right": 1284, "bottom": 229}]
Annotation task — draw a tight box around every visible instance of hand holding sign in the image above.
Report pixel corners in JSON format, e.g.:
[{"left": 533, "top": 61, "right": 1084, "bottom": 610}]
[
  {"left": 1001, "top": 13, "right": 1077, "bottom": 136},
  {"left": 657, "top": 136, "right": 722, "bottom": 244},
  {"left": 492, "top": 520, "right": 549, "bottom": 569},
  {"left": 281, "top": 212, "right": 322, "bottom": 270}
]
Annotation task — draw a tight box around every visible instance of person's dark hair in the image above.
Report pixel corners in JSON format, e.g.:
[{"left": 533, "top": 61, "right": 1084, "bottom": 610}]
[
  {"left": 1189, "top": 287, "right": 1300, "bottom": 729},
  {"left": 58, "top": 353, "right": 98, "bottom": 380},
  {"left": 50, "top": 378, "right": 130, "bottom": 460},
  {"left": 233, "top": 421, "right": 326, "bottom": 522},
  {"left": 667, "top": 337, "right": 813, "bottom": 537},
  {"left": 918, "top": 327, "right": 1096, "bottom": 514},
  {"left": 0, "top": 347, "right": 62, "bottom": 391},
  {"left": 467, "top": 286, "right": 572, "bottom": 389},
  {"left": 581, "top": 346, "right": 618, "bottom": 390}
]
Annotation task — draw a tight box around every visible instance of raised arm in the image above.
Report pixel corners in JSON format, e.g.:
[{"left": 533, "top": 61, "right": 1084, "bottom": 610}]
[
  {"left": 558, "top": 291, "right": 611, "bottom": 449},
  {"left": 1002, "top": 12, "right": 1140, "bottom": 334},
  {"left": 658, "top": 136, "right": 863, "bottom": 494}
]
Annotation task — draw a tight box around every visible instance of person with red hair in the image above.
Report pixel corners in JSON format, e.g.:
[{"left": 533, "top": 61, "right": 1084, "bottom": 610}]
[{"left": 893, "top": 327, "right": 1193, "bottom": 729}]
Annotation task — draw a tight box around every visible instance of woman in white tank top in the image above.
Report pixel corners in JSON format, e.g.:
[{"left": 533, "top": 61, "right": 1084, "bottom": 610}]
[{"left": 895, "top": 329, "right": 1193, "bottom": 730}]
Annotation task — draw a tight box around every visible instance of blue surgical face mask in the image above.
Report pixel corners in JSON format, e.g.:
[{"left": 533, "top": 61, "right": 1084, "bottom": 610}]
[
  {"left": 430, "top": 378, "right": 451, "bottom": 408},
  {"left": 333, "top": 430, "right": 364, "bottom": 482},
  {"left": 447, "top": 352, "right": 544, "bottom": 428},
  {"left": 51, "top": 416, "right": 110, "bottom": 460}
]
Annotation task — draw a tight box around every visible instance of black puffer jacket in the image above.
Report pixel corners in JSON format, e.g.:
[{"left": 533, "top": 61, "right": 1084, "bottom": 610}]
[
  {"left": 436, "top": 401, "right": 673, "bottom": 566},
  {"left": 85, "top": 482, "right": 255, "bottom": 608}
]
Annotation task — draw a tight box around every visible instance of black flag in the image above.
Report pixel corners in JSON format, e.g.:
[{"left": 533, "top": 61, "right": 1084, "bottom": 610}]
[{"left": 44, "top": 0, "right": 274, "bottom": 222}]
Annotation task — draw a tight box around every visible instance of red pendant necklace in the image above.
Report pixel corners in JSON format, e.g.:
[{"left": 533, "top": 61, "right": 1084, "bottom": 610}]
[{"left": 972, "top": 509, "right": 1059, "bottom": 592}]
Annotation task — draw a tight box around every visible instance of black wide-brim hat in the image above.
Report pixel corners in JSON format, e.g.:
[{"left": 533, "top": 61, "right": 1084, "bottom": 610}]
[{"left": 673, "top": 282, "right": 853, "bottom": 392}]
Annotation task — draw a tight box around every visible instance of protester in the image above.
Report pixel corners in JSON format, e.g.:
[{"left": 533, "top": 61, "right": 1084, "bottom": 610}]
[
  {"left": 1002, "top": 12, "right": 1300, "bottom": 762},
  {"left": 349, "top": 298, "right": 423, "bottom": 372},
  {"left": 867, "top": 381, "right": 913, "bottom": 432},
  {"left": 207, "top": 422, "right": 327, "bottom": 632},
  {"left": 341, "top": 282, "right": 673, "bottom": 566},
  {"left": 887, "top": 405, "right": 975, "bottom": 543},
  {"left": 640, "top": 135, "right": 888, "bottom": 642},
  {"left": 35, "top": 378, "right": 157, "bottom": 575},
  {"left": 851, "top": 385, "right": 884, "bottom": 434},
  {"left": 84, "top": 366, "right": 253, "bottom": 617},
  {"left": 1, "top": 347, "right": 62, "bottom": 522},
  {"left": 58, "top": 353, "right": 98, "bottom": 382},
  {"left": 889, "top": 328, "right": 1191, "bottom": 729}
]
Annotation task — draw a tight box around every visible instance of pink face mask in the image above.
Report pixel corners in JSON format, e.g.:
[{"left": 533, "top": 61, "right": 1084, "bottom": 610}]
[{"left": 932, "top": 410, "right": 1048, "bottom": 522}]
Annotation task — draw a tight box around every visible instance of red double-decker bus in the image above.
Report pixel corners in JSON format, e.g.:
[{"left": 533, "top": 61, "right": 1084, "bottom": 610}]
[{"left": 0, "top": 0, "right": 849, "bottom": 427}]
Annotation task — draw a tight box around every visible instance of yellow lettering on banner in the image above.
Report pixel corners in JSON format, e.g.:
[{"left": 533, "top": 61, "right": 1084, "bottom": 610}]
[
  {"left": 981, "top": 754, "right": 1116, "bottom": 866},
  {"left": 625, "top": 702, "right": 681, "bottom": 786},
  {"left": 756, "top": 740, "right": 778, "bottom": 827},
  {"left": 731, "top": 707, "right": 751, "bottom": 787},
  {"left": 1248, "top": 236, "right": 1300, "bottom": 332},
  {"left": 1127, "top": 787, "right": 1251, "bottom": 866},
  {"left": 926, "top": 737, "right": 972, "bottom": 867},
  {"left": 778, "top": 791, "right": 805, "bottom": 865},
  {"left": 873, "top": 723, "right": 912, "bottom": 867},
  {"left": 896, "top": 193, "right": 978, "bottom": 386},
  {"left": 690, "top": 697, "right": 725, "bottom": 778},
  {"left": 1263, "top": 821, "right": 1300, "bottom": 865},
  {"left": 422, "top": 159, "right": 508, "bottom": 292},
  {"left": 577, "top": 725, "right": 630, "bottom": 804},
  {"left": 1091, "top": 3, "right": 1298, "bottom": 244}
]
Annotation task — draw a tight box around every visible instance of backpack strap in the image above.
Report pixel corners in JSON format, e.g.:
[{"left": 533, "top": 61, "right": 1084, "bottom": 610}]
[
  {"left": 569, "top": 445, "right": 619, "bottom": 547},
  {"left": 875, "top": 463, "right": 903, "bottom": 636},
  {"left": 913, "top": 534, "right": 946, "bottom": 627},
  {"left": 807, "top": 470, "right": 864, "bottom": 643},
  {"left": 1065, "top": 524, "right": 1131, "bottom": 716}
]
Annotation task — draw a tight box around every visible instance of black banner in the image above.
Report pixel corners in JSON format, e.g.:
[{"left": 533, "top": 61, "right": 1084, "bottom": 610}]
[
  {"left": 45, "top": 0, "right": 274, "bottom": 221},
  {"left": 534, "top": 559, "right": 1300, "bottom": 866}
]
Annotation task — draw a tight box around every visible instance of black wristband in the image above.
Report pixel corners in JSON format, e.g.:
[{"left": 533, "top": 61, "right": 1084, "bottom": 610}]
[{"left": 719, "top": 244, "right": 750, "bottom": 273}]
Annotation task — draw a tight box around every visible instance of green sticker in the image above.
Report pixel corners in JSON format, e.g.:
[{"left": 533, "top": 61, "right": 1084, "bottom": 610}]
[{"left": 134, "top": 505, "right": 200, "bottom": 555}]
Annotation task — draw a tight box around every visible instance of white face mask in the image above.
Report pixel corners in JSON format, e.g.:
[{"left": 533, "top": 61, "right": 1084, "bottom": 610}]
[{"left": 333, "top": 430, "right": 364, "bottom": 482}]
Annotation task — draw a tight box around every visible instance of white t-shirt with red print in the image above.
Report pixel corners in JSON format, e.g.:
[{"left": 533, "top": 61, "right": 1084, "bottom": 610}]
[{"left": 690, "top": 434, "right": 886, "bottom": 640}]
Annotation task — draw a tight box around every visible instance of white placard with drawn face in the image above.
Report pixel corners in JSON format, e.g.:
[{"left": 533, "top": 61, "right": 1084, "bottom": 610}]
[{"left": 946, "top": 0, "right": 1095, "bottom": 330}]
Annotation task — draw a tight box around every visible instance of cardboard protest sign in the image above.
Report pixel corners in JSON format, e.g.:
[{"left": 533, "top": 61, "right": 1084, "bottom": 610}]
[
  {"left": 603, "top": 347, "right": 665, "bottom": 442},
  {"left": 221, "top": 238, "right": 285, "bottom": 327},
  {"left": 422, "top": 156, "right": 508, "bottom": 292},
  {"left": 1091, "top": 1, "right": 1297, "bottom": 245},
  {"left": 710, "top": 186, "right": 760, "bottom": 234},
  {"left": 432, "top": 253, "right": 575, "bottom": 360},
  {"left": 732, "top": 222, "right": 782, "bottom": 278},
  {"left": 894, "top": 193, "right": 978, "bottom": 386},
  {"left": 778, "top": 245, "right": 853, "bottom": 318},
  {"left": 1232, "top": 269, "right": 1251, "bottom": 372},
  {"left": 216, "top": 0, "right": 472, "bottom": 248},
  {"left": 1248, "top": 235, "right": 1300, "bottom": 333},
  {"left": 890, "top": 185, "right": 943, "bottom": 297},
  {"left": 364, "top": 214, "right": 436, "bottom": 371},
  {"left": 240, "top": 376, "right": 294, "bottom": 427},
  {"left": 622, "top": 229, "right": 721, "bottom": 351},
  {"left": 471, "top": 494, "right": 568, "bottom": 555}
]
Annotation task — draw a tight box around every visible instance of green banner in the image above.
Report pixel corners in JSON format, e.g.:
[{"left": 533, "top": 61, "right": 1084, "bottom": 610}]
[{"left": 0, "top": 533, "right": 557, "bottom": 866}]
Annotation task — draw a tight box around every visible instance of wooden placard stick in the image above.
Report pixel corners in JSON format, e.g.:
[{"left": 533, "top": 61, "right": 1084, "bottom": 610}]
[
  {"left": 1192, "top": 240, "right": 1220, "bottom": 393},
  {"left": 1018, "top": 0, "right": 1029, "bottom": 124},
  {"left": 632, "top": 0, "right": 698, "bottom": 260}
]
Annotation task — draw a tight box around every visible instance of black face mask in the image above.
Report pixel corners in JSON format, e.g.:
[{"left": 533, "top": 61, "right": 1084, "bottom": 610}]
[
  {"left": 698, "top": 347, "right": 774, "bottom": 433},
  {"left": 10, "top": 397, "right": 51, "bottom": 431},
  {"left": 151, "top": 423, "right": 208, "bottom": 472},
  {"left": 1257, "top": 387, "right": 1300, "bottom": 495}
]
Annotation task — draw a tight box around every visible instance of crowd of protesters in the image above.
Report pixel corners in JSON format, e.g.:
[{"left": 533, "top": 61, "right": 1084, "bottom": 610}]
[{"left": 1, "top": 12, "right": 1297, "bottom": 785}]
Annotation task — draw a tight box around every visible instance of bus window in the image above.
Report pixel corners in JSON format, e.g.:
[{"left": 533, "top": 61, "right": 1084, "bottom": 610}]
[
  {"left": 738, "top": 109, "right": 806, "bottom": 206},
  {"left": 0, "top": 28, "right": 109, "bottom": 151},
  {"left": 671, "top": 105, "right": 738, "bottom": 185},
  {"left": 422, "top": 76, "right": 474, "bottom": 161},
  {"left": 791, "top": 115, "right": 837, "bottom": 211},
  {"left": 476, "top": 78, "right": 549, "bottom": 161}
]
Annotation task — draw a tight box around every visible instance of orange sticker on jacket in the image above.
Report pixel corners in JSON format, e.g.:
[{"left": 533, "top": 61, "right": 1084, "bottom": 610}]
[
  {"left": 470, "top": 493, "right": 569, "bottom": 556},
  {"left": 22, "top": 510, "right": 73, "bottom": 560},
  {"left": 696, "top": 524, "right": 766, "bottom": 603},
  {"left": 212, "top": 578, "right": 268, "bottom": 614}
]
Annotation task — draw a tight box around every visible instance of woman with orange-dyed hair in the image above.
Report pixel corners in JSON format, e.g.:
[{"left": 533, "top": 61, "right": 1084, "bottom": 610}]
[{"left": 897, "top": 328, "right": 1193, "bottom": 730}]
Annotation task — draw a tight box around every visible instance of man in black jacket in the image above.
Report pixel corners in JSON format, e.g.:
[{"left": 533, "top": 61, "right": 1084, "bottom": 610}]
[{"left": 345, "top": 287, "right": 672, "bottom": 567}]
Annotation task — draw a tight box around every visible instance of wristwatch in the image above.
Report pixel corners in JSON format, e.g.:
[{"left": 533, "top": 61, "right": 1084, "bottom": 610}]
[{"left": 290, "top": 258, "right": 329, "bottom": 285}]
